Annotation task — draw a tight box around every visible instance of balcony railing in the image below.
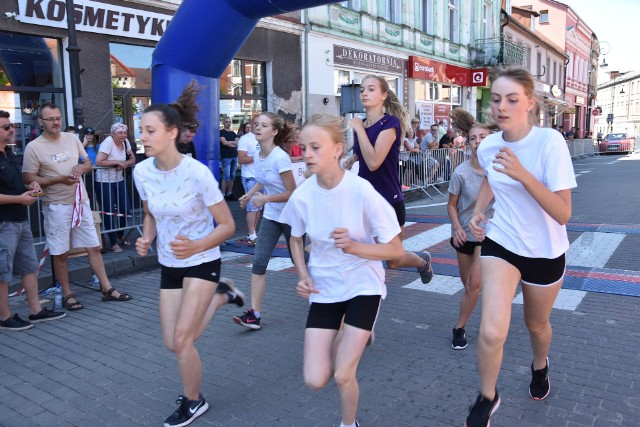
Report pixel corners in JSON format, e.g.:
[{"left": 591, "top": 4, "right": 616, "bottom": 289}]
[{"left": 473, "top": 37, "right": 526, "bottom": 67}]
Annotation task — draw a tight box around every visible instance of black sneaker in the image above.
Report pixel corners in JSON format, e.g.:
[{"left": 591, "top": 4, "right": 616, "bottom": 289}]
[
  {"left": 232, "top": 308, "right": 261, "bottom": 330},
  {"left": 529, "top": 357, "right": 550, "bottom": 400},
  {"left": 0, "top": 314, "right": 33, "bottom": 331},
  {"left": 216, "top": 278, "right": 245, "bottom": 307},
  {"left": 465, "top": 390, "right": 500, "bottom": 427},
  {"left": 417, "top": 251, "right": 433, "bottom": 284},
  {"left": 164, "top": 394, "right": 209, "bottom": 427},
  {"left": 452, "top": 327, "right": 468, "bottom": 350},
  {"left": 28, "top": 307, "right": 67, "bottom": 323}
]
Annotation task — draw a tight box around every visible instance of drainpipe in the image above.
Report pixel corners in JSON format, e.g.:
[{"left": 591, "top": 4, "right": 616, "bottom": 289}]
[{"left": 302, "top": 9, "right": 310, "bottom": 121}]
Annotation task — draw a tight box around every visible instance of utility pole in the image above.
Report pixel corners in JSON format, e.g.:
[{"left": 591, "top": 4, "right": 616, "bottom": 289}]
[{"left": 65, "top": 0, "right": 84, "bottom": 132}]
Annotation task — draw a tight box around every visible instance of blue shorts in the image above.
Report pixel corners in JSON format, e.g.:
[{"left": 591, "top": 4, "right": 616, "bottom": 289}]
[
  {"left": 241, "top": 177, "right": 263, "bottom": 213},
  {"left": 221, "top": 157, "right": 238, "bottom": 182}
]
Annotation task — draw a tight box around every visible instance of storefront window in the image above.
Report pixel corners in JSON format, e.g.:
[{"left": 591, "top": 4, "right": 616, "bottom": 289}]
[
  {"left": 414, "top": 81, "right": 461, "bottom": 131},
  {"left": 220, "top": 59, "right": 266, "bottom": 130},
  {"left": 335, "top": 69, "right": 399, "bottom": 99}
]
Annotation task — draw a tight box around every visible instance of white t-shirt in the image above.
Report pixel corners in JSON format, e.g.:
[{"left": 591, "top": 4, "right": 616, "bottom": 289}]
[
  {"left": 477, "top": 126, "right": 577, "bottom": 258},
  {"left": 133, "top": 156, "right": 224, "bottom": 268},
  {"left": 237, "top": 133, "right": 260, "bottom": 178},
  {"left": 95, "top": 136, "right": 128, "bottom": 183},
  {"left": 279, "top": 172, "right": 401, "bottom": 304},
  {"left": 254, "top": 146, "right": 292, "bottom": 221}
]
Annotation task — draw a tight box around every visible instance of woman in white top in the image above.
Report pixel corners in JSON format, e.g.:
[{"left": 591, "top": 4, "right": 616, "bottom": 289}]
[
  {"left": 134, "top": 82, "right": 244, "bottom": 427},
  {"left": 401, "top": 128, "right": 421, "bottom": 189},
  {"left": 237, "top": 117, "right": 262, "bottom": 246},
  {"left": 95, "top": 123, "right": 136, "bottom": 252},
  {"left": 233, "top": 112, "right": 297, "bottom": 330},
  {"left": 464, "top": 66, "right": 577, "bottom": 427},
  {"left": 280, "top": 114, "right": 403, "bottom": 427}
]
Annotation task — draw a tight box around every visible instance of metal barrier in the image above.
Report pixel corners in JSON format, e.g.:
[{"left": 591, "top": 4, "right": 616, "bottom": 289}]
[
  {"left": 26, "top": 165, "right": 144, "bottom": 251},
  {"left": 399, "top": 148, "right": 466, "bottom": 198},
  {"left": 567, "top": 139, "right": 596, "bottom": 159}
]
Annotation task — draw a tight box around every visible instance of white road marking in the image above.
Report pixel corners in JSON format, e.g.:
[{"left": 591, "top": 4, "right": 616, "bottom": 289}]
[
  {"left": 402, "top": 224, "right": 451, "bottom": 252},
  {"left": 567, "top": 232, "right": 625, "bottom": 268},
  {"left": 513, "top": 289, "right": 587, "bottom": 311}
]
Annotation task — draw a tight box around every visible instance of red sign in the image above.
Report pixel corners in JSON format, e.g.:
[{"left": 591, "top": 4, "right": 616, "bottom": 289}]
[
  {"left": 592, "top": 108, "right": 600, "bottom": 116},
  {"left": 408, "top": 56, "right": 487, "bottom": 87}
]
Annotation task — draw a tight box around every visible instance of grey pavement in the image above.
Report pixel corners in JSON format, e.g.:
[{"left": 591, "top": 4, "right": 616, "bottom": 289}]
[{"left": 2, "top": 153, "right": 640, "bottom": 427}]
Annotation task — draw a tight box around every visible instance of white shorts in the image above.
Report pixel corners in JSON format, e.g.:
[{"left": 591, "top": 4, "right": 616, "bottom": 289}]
[{"left": 43, "top": 201, "right": 100, "bottom": 255}]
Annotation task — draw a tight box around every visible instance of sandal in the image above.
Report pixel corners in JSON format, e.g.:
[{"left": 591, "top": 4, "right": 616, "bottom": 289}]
[
  {"left": 102, "top": 288, "right": 132, "bottom": 302},
  {"left": 62, "top": 293, "right": 85, "bottom": 311}
]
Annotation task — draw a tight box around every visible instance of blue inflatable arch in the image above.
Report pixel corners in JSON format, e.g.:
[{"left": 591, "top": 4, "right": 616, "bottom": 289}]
[{"left": 151, "top": 0, "right": 336, "bottom": 175}]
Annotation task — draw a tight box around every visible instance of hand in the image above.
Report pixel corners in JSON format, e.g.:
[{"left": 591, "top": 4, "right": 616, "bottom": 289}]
[
  {"left": 350, "top": 117, "right": 364, "bottom": 133},
  {"left": 238, "top": 194, "right": 249, "bottom": 208},
  {"left": 252, "top": 193, "right": 267, "bottom": 208},
  {"left": 60, "top": 175, "right": 80, "bottom": 186},
  {"left": 468, "top": 213, "right": 487, "bottom": 241},
  {"left": 17, "top": 191, "right": 37, "bottom": 206},
  {"left": 70, "top": 165, "right": 85, "bottom": 180},
  {"left": 342, "top": 155, "right": 356, "bottom": 170},
  {"left": 27, "top": 181, "right": 42, "bottom": 192},
  {"left": 330, "top": 227, "right": 356, "bottom": 254},
  {"left": 492, "top": 147, "right": 527, "bottom": 181},
  {"left": 296, "top": 277, "right": 319, "bottom": 299},
  {"left": 452, "top": 225, "right": 467, "bottom": 248},
  {"left": 136, "top": 236, "right": 152, "bottom": 256},
  {"left": 169, "top": 235, "right": 200, "bottom": 259}
]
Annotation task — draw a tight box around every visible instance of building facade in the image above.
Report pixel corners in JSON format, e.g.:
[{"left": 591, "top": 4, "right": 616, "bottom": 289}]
[{"left": 595, "top": 71, "right": 640, "bottom": 138}]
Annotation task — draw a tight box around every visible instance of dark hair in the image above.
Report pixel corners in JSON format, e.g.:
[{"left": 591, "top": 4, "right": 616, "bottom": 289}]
[
  {"left": 260, "top": 112, "right": 293, "bottom": 151},
  {"left": 64, "top": 126, "right": 76, "bottom": 132},
  {"left": 241, "top": 122, "right": 251, "bottom": 134},
  {"left": 361, "top": 75, "right": 410, "bottom": 137},
  {"left": 37, "top": 102, "right": 61, "bottom": 118},
  {"left": 0, "top": 110, "right": 9, "bottom": 119},
  {"left": 143, "top": 81, "right": 200, "bottom": 145}
]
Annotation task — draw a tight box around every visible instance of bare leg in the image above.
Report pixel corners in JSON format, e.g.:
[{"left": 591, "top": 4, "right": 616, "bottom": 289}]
[
  {"left": 455, "top": 247, "right": 481, "bottom": 329},
  {"left": 246, "top": 211, "right": 259, "bottom": 237},
  {"left": 86, "top": 246, "right": 125, "bottom": 298},
  {"left": 386, "top": 226, "right": 427, "bottom": 270},
  {"left": 522, "top": 279, "right": 563, "bottom": 369},
  {"left": 52, "top": 253, "right": 72, "bottom": 296},
  {"left": 0, "top": 282, "right": 10, "bottom": 319},
  {"left": 22, "top": 272, "right": 44, "bottom": 315},
  {"left": 477, "top": 257, "right": 520, "bottom": 399}
]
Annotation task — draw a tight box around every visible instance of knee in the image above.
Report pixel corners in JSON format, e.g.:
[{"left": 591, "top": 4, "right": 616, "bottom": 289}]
[
  {"left": 525, "top": 318, "right": 550, "bottom": 337},
  {"left": 333, "top": 367, "right": 356, "bottom": 390},
  {"left": 304, "top": 372, "right": 331, "bottom": 391},
  {"left": 171, "top": 332, "right": 194, "bottom": 355},
  {"left": 465, "top": 276, "right": 481, "bottom": 295},
  {"left": 479, "top": 323, "right": 508, "bottom": 349},
  {"left": 386, "top": 258, "right": 401, "bottom": 269}
]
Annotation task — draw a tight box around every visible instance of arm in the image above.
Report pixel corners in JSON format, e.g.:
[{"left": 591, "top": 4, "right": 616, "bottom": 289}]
[
  {"left": 238, "top": 182, "right": 264, "bottom": 208},
  {"left": 252, "top": 170, "right": 296, "bottom": 207},
  {"left": 220, "top": 132, "right": 238, "bottom": 148},
  {"left": 170, "top": 200, "right": 236, "bottom": 259},
  {"left": 95, "top": 151, "right": 126, "bottom": 169},
  {"left": 447, "top": 193, "right": 466, "bottom": 247},
  {"left": 23, "top": 158, "right": 89, "bottom": 188},
  {"left": 469, "top": 177, "right": 494, "bottom": 241},
  {"left": 290, "top": 235, "right": 318, "bottom": 298},
  {"left": 237, "top": 150, "right": 253, "bottom": 165},
  {"left": 494, "top": 146, "right": 572, "bottom": 225},
  {"left": 135, "top": 201, "right": 157, "bottom": 257},
  {"left": 351, "top": 117, "right": 396, "bottom": 171},
  {"left": 0, "top": 191, "right": 38, "bottom": 206},
  {"left": 331, "top": 228, "right": 404, "bottom": 261}
]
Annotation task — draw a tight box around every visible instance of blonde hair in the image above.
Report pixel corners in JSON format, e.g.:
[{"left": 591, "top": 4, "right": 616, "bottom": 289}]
[
  {"left": 303, "top": 114, "right": 347, "bottom": 156},
  {"left": 362, "top": 75, "right": 410, "bottom": 137}
]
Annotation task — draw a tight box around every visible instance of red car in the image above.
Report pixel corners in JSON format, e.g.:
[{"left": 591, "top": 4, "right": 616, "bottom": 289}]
[{"left": 599, "top": 133, "right": 633, "bottom": 153}]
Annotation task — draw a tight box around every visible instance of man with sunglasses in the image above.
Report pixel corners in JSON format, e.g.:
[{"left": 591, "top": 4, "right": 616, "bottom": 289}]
[
  {"left": 22, "top": 103, "right": 132, "bottom": 311},
  {"left": 0, "top": 110, "right": 66, "bottom": 331}
]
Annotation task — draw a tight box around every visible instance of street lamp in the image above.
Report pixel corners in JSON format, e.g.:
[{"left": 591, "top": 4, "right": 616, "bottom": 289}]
[{"left": 600, "top": 56, "right": 608, "bottom": 70}]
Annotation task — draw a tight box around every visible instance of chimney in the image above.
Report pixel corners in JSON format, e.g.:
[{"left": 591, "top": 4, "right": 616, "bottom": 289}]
[{"left": 608, "top": 71, "right": 620, "bottom": 80}]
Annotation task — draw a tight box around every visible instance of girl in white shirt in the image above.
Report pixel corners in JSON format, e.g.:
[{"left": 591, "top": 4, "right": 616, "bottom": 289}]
[
  {"left": 233, "top": 112, "right": 297, "bottom": 330},
  {"left": 133, "top": 82, "right": 243, "bottom": 427},
  {"left": 280, "top": 114, "right": 403, "bottom": 427},
  {"left": 464, "top": 67, "right": 577, "bottom": 427}
]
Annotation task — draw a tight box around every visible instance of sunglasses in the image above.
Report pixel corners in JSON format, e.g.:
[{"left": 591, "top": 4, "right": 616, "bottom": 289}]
[
  {"left": 1, "top": 123, "right": 14, "bottom": 131},
  {"left": 183, "top": 123, "right": 199, "bottom": 132}
]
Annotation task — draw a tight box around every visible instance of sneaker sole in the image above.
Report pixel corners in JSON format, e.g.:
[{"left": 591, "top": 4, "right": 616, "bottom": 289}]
[
  {"left": 418, "top": 252, "right": 433, "bottom": 284},
  {"left": 218, "top": 278, "right": 245, "bottom": 307},
  {"left": 29, "top": 312, "right": 67, "bottom": 323},
  {"left": 232, "top": 316, "right": 261, "bottom": 330},
  {"left": 464, "top": 395, "right": 501, "bottom": 427},
  {"left": 163, "top": 401, "right": 209, "bottom": 427},
  {"left": 452, "top": 342, "right": 468, "bottom": 350},
  {"left": 0, "top": 324, "right": 33, "bottom": 331}
]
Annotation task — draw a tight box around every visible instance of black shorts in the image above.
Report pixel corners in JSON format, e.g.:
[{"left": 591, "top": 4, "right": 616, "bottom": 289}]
[
  {"left": 160, "top": 258, "right": 221, "bottom": 289},
  {"left": 450, "top": 238, "right": 482, "bottom": 256},
  {"left": 391, "top": 201, "right": 406, "bottom": 227},
  {"left": 306, "top": 295, "right": 381, "bottom": 331},
  {"left": 480, "top": 237, "right": 565, "bottom": 286}
]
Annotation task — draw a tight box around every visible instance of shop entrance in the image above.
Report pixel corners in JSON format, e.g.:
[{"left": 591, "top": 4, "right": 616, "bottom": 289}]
[{"left": 113, "top": 89, "right": 151, "bottom": 158}]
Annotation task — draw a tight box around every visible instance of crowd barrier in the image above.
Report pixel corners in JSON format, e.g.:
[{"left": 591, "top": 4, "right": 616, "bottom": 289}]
[
  {"left": 399, "top": 147, "right": 466, "bottom": 198},
  {"left": 26, "top": 165, "right": 144, "bottom": 253},
  {"left": 567, "top": 139, "right": 596, "bottom": 159}
]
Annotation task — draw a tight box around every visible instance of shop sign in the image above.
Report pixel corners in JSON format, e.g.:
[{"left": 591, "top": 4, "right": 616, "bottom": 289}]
[
  {"left": 17, "top": 0, "right": 172, "bottom": 41},
  {"left": 333, "top": 45, "right": 404, "bottom": 74},
  {"left": 564, "top": 107, "right": 576, "bottom": 114},
  {"left": 408, "top": 56, "right": 487, "bottom": 86},
  {"left": 551, "top": 85, "right": 562, "bottom": 97},
  {"left": 575, "top": 96, "right": 586, "bottom": 105}
]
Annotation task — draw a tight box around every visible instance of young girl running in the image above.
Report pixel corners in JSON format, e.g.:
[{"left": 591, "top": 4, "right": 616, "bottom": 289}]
[
  {"left": 344, "top": 75, "right": 432, "bottom": 284},
  {"left": 280, "top": 114, "right": 404, "bottom": 427},
  {"left": 464, "top": 66, "right": 576, "bottom": 427},
  {"left": 233, "top": 112, "right": 297, "bottom": 330},
  {"left": 447, "top": 120, "right": 495, "bottom": 350},
  {"left": 134, "top": 83, "right": 244, "bottom": 427}
]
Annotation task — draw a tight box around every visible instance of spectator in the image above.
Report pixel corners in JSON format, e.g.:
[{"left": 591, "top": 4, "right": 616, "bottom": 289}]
[
  {"left": 420, "top": 124, "right": 440, "bottom": 184},
  {"left": 220, "top": 116, "right": 238, "bottom": 201},
  {"left": 95, "top": 123, "right": 136, "bottom": 253},
  {"left": 237, "top": 116, "right": 262, "bottom": 246},
  {"left": 82, "top": 127, "right": 99, "bottom": 165},
  {"left": 421, "top": 124, "right": 440, "bottom": 151},
  {"left": 565, "top": 126, "right": 576, "bottom": 140},
  {"left": 289, "top": 125, "right": 303, "bottom": 162},
  {"left": 22, "top": 103, "right": 132, "bottom": 310},
  {"left": 440, "top": 127, "right": 455, "bottom": 148},
  {"left": 176, "top": 122, "right": 198, "bottom": 158},
  {"left": 401, "top": 128, "right": 421, "bottom": 188},
  {"left": 0, "top": 110, "right": 66, "bottom": 331},
  {"left": 438, "top": 119, "right": 447, "bottom": 139}
]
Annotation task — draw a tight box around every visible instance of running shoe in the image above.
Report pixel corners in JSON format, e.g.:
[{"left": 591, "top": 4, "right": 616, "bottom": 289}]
[
  {"left": 529, "top": 357, "right": 550, "bottom": 400},
  {"left": 232, "top": 308, "right": 261, "bottom": 330},
  {"left": 28, "top": 307, "right": 67, "bottom": 323},
  {"left": 164, "top": 394, "right": 209, "bottom": 427},
  {"left": 216, "top": 278, "right": 245, "bottom": 307},
  {"left": 0, "top": 314, "right": 33, "bottom": 331},
  {"left": 465, "top": 389, "right": 500, "bottom": 427},
  {"left": 417, "top": 251, "right": 433, "bottom": 284},
  {"left": 452, "top": 327, "right": 468, "bottom": 350}
]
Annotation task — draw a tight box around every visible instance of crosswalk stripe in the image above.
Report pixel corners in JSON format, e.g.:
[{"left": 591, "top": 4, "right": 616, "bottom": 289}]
[
  {"left": 402, "top": 224, "right": 450, "bottom": 251},
  {"left": 513, "top": 289, "right": 587, "bottom": 311},
  {"left": 567, "top": 232, "right": 626, "bottom": 268}
]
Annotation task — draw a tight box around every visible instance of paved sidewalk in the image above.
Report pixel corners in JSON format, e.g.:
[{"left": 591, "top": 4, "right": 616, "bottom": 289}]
[{"left": 2, "top": 153, "right": 640, "bottom": 426}]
